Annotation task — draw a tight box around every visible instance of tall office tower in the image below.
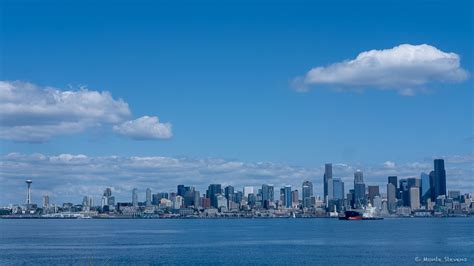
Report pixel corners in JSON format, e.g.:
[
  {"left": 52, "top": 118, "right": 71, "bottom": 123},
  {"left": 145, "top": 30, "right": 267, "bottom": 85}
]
[
  {"left": 261, "top": 184, "right": 274, "bottom": 204},
  {"left": 368, "top": 185, "right": 380, "bottom": 205},
  {"left": 132, "top": 188, "right": 138, "bottom": 207},
  {"left": 433, "top": 159, "right": 447, "bottom": 199},
  {"left": 324, "top": 163, "right": 333, "bottom": 202},
  {"left": 146, "top": 188, "right": 152, "bottom": 206},
  {"left": 281, "top": 185, "right": 292, "bottom": 208},
  {"left": 388, "top": 176, "right": 398, "bottom": 197},
  {"left": 194, "top": 191, "right": 201, "bottom": 208},
  {"left": 225, "top": 185, "right": 235, "bottom": 201},
  {"left": 207, "top": 184, "right": 222, "bottom": 208},
  {"left": 302, "top": 180, "right": 313, "bottom": 208},
  {"left": 410, "top": 187, "right": 420, "bottom": 210},
  {"left": 332, "top": 178, "right": 344, "bottom": 200},
  {"left": 353, "top": 170, "right": 366, "bottom": 208},
  {"left": 183, "top": 187, "right": 196, "bottom": 207},
  {"left": 291, "top": 190, "right": 299, "bottom": 206},
  {"left": 107, "top": 196, "right": 115, "bottom": 207},
  {"left": 399, "top": 179, "right": 409, "bottom": 206},
  {"left": 234, "top": 191, "right": 243, "bottom": 204},
  {"left": 243, "top": 186, "right": 254, "bottom": 197},
  {"left": 42, "top": 195, "right": 49, "bottom": 208},
  {"left": 177, "top": 185, "right": 186, "bottom": 197},
  {"left": 173, "top": 195, "right": 183, "bottom": 209},
  {"left": 25, "top": 180, "right": 32, "bottom": 205},
  {"left": 387, "top": 182, "right": 397, "bottom": 212},
  {"left": 420, "top": 172, "right": 430, "bottom": 205}
]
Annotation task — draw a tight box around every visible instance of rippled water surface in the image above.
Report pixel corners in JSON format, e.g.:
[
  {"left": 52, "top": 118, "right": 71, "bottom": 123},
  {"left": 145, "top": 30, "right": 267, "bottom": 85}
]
[{"left": 0, "top": 218, "right": 472, "bottom": 265}]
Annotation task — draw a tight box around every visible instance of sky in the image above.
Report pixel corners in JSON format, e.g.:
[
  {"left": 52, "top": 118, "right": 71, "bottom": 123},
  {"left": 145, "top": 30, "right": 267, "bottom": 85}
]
[{"left": 0, "top": 0, "right": 473, "bottom": 205}]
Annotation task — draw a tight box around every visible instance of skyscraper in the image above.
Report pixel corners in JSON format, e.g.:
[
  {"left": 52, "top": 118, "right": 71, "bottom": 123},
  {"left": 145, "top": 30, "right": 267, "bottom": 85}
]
[
  {"left": 433, "top": 159, "right": 447, "bottom": 199},
  {"left": 420, "top": 172, "right": 430, "bottom": 205},
  {"left": 132, "top": 188, "right": 138, "bottom": 207},
  {"left": 291, "top": 190, "right": 299, "bottom": 206},
  {"left": 302, "top": 180, "right": 313, "bottom": 208},
  {"left": 282, "top": 185, "right": 292, "bottom": 208},
  {"left": 367, "top": 185, "right": 380, "bottom": 205},
  {"left": 410, "top": 187, "right": 420, "bottom": 210},
  {"left": 224, "top": 185, "right": 235, "bottom": 201},
  {"left": 332, "top": 178, "right": 344, "bottom": 200},
  {"left": 387, "top": 182, "right": 397, "bottom": 212},
  {"left": 42, "top": 195, "right": 49, "bottom": 208},
  {"left": 261, "top": 184, "right": 274, "bottom": 204},
  {"left": 324, "top": 163, "right": 333, "bottom": 202},
  {"left": 353, "top": 170, "right": 365, "bottom": 208},
  {"left": 146, "top": 188, "right": 152, "bottom": 206},
  {"left": 399, "top": 179, "right": 409, "bottom": 206},
  {"left": 207, "top": 184, "right": 222, "bottom": 208}
]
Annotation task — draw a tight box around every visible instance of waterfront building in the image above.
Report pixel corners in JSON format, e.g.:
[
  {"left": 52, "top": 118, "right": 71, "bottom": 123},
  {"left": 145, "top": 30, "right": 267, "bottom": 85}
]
[
  {"left": 332, "top": 178, "right": 344, "bottom": 201},
  {"left": 132, "top": 188, "right": 138, "bottom": 207},
  {"left": 324, "top": 163, "right": 333, "bottom": 202}
]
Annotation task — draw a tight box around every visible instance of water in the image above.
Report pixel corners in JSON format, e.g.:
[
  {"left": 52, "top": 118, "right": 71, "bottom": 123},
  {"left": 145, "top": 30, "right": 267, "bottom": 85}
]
[{"left": 0, "top": 218, "right": 472, "bottom": 265}]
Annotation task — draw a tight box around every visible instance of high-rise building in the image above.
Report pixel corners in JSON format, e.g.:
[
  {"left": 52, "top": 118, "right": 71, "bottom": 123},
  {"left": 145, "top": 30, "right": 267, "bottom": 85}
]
[
  {"left": 433, "top": 159, "right": 447, "bottom": 199},
  {"left": 291, "top": 190, "right": 299, "bottom": 206},
  {"left": 177, "top": 185, "right": 186, "bottom": 197},
  {"left": 388, "top": 176, "right": 398, "bottom": 198},
  {"left": 387, "top": 182, "right": 397, "bottom": 212},
  {"left": 225, "top": 185, "right": 235, "bottom": 201},
  {"left": 145, "top": 188, "right": 152, "bottom": 206},
  {"left": 332, "top": 178, "right": 344, "bottom": 200},
  {"left": 420, "top": 172, "right": 430, "bottom": 205},
  {"left": 207, "top": 184, "right": 222, "bottom": 208},
  {"left": 399, "top": 179, "right": 409, "bottom": 206},
  {"left": 42, "top": 195, "right": 49, "bottom": 208},
  {"left": 368, "top": 185, "right": 380, "bottom": 205},
  {"left": 132, "top": 188, "right": 138, "bottom": 207},
  {"left": 302, "top": 181, "right": 313, "bottom": 208},
  {"left": 410, "top": 187, "right": 420, "bottom": 210},
  {"left": 282, "top": 185, "right": 292, "bottom": 208},
  {"left": 353, "top": 170, "right": 365, "bottom": 208},
  {"left": 324, "top": 163, "right": 333, "bottom": 202},
  {"left": 261, "top": 184, "right": 274, "bottom": 206}
]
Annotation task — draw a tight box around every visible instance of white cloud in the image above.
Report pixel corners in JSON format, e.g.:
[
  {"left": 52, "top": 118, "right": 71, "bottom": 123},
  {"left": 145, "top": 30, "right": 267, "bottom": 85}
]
[
  {"left": 293, "top": 44, "right": 469, "bottom": 95},
  {"left": 0, "top": 81, "right": 172, "bottom": 142},
  {"left": 383, "top": 161, "right": 396, "bottom": 169},
  {"left": 113, "top": 116, "right": 172, "bottom": 140},
  {"left": 0, "top": 81, "right": 131, "bottom": 142},
  {"left": 0, "top": 152, "right": 472, "bottom": 205}
]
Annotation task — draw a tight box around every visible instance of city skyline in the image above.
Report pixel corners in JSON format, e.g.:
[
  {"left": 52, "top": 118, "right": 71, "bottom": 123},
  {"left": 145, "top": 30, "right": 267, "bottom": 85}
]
[
  {"left": 1, "top": 1, "right": 473, "bottom": 205},
  {"left": 2, "top": 155, "right": 470, "bottom": 206}
]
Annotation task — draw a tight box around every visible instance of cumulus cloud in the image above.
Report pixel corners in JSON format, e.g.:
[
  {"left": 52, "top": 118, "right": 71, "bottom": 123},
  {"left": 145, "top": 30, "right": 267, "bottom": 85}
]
[
  {"left": 0, "top": 81, "right": 172, "bottom": 142},
  {"left": 113, "top": 116, "right": 172, "bottom": 140},
  {"left": 383, "top": 161, "right": 396, "bottom": 169},
  {"left": 0, "top": 152, "right": 472, "bottom": 205},
  {"left": 293, "top": 44, "right": 469, "bottom": 95}
]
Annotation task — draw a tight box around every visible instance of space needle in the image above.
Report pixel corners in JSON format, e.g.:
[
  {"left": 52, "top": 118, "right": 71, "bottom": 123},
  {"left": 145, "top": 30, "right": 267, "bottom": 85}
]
[{"left": 26, "top": 180, "right": 32, "bottom": 205}]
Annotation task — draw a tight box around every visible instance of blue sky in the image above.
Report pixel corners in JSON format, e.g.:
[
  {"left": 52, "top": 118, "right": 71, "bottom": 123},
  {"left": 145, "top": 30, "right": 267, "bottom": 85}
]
[{"left": 0, "top": 0, "right": 472, "bottom": 204}]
